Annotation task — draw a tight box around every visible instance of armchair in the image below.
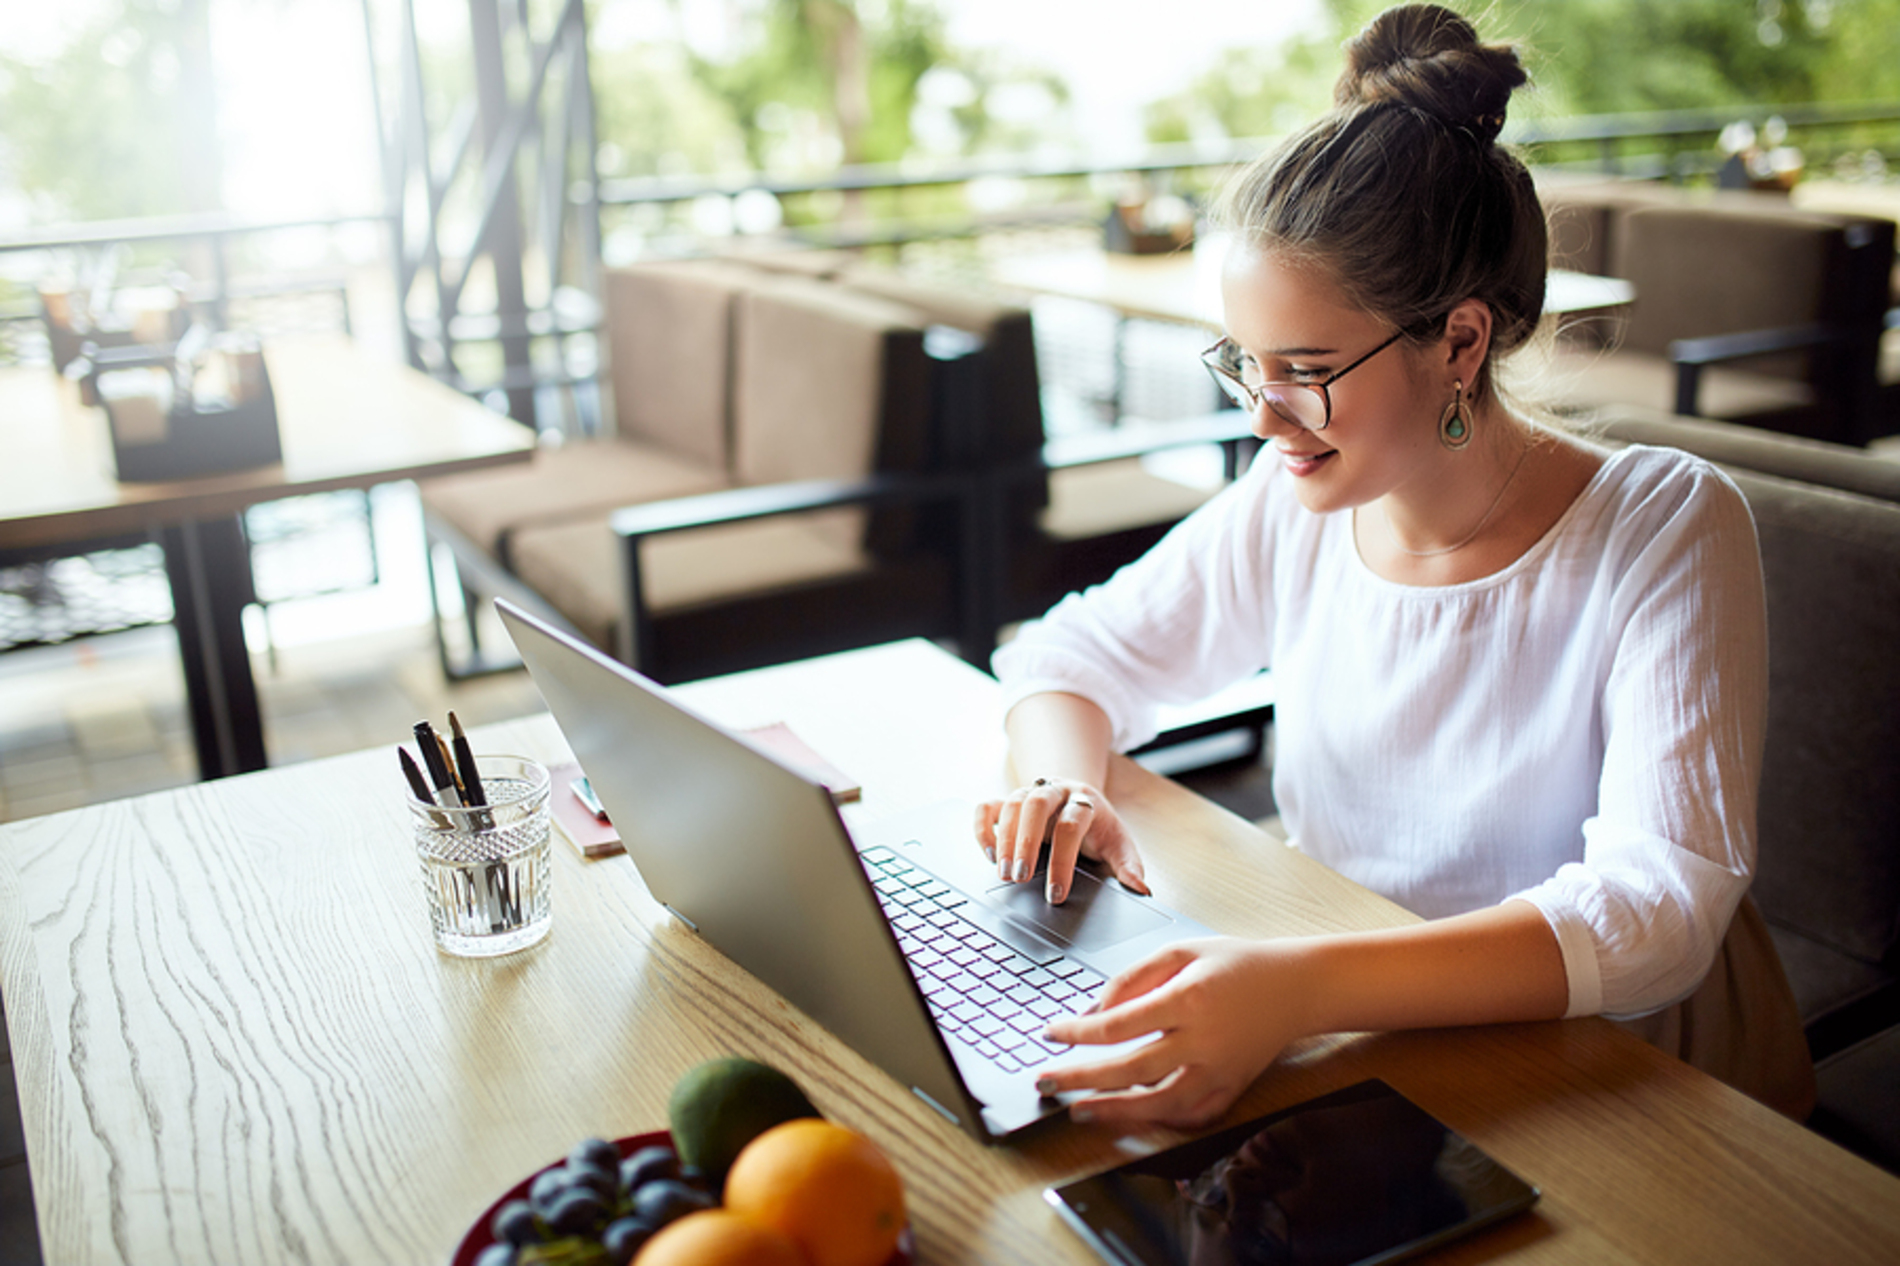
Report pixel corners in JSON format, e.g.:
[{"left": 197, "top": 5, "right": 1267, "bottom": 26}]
[
  {"left": 1537, "top": 187, "right": 1894, "bottom": 446},
  {"left": 500, "top": 271, "right": 981, "bottom": 683}
]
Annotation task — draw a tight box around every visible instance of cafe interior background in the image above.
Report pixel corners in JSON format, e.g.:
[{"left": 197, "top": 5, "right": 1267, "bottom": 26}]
[{"left": 4, "top": 1, "right": 1900, "bottom": 1261}]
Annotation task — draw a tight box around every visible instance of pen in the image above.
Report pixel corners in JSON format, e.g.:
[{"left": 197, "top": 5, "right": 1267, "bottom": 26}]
[
  {"left": 448, "top": 711, "right": 486, "bottom": 807},
  {"left": 413, "top": 721, "right": 463, "bottom": 808},
  {"left": 398, "top": 746, "right": 436, "bottom": 804},
  {"left": 435, "top": 731, "right": 465, "bottom": 801}
]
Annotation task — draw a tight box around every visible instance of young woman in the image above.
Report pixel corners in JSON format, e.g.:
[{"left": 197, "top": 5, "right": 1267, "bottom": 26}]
[{"left": 974, "top": 4, "right": 1811, "bottom": 1126}]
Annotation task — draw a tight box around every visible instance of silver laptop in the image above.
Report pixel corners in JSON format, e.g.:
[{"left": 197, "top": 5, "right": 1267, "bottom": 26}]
[{"left": 495, "top": 598, "right": 1217, "bottom": 1140}]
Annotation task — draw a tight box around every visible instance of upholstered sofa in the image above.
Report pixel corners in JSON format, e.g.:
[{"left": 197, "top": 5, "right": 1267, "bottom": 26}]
[
  {"left": 1581, "top": 407, "right": 1900, "bottom": 1171},
  {"left": 419, "top": 252, "right": 1257, "bottom": 684},
  {"left": 418, "top": 259, "right": 974, "bottom": 683},
  {"left": 1537, "top": 179, "right": 1895, "bottom": 446}
]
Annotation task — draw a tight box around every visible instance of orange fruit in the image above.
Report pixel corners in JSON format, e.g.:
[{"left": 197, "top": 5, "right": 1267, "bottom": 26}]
[
  {"left": 723, "top": 1119, "right": 906, "bottom": 1266},
  {"left": 633, "top": 1207, "right": 808, "bottom": 1266}
]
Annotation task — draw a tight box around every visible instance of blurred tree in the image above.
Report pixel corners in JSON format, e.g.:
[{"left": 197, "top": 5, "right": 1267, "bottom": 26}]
[
  {"left": 674, "top": 0, "right": 952, "bottom": 171},
  {"left": 1144, "top": 38, "right": 1336, "bottom": 145},
  {"left": 1314, "top": 0, "right": 1839, "bottom": 115},
  {"left": 0, "top": 0, "right": 219, "bottom": 223},
  {"left": 589, "top": 39, "right": 748, "bottom": 179},
  {"left": 1808, "top": 0, "right": 1900, "bottom": 103}
]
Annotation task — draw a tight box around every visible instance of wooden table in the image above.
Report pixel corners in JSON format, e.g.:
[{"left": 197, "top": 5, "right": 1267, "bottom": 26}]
[
  {"left": 3, "top": 639, "right": 1897, "bottom": 1265},
  {"left": 990, "top": 236, "right": 1635, "bottom": 330},
  {"left": 0, "top": 335, "right": 534, "bottom": 778}
]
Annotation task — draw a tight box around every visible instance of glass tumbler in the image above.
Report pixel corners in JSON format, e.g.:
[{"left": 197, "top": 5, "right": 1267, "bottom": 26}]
[{"left": 407, "top": 754, "right": 553, "bottom": 957}]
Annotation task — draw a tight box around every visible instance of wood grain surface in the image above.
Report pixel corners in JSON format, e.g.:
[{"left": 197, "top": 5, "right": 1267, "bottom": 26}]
[{"left": 3, "top": 640, "right": 1897, "bottom": 1265}]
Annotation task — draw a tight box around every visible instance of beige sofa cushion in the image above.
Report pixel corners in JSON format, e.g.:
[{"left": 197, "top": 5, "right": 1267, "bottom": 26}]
[
  {"left": 603, "top": 260, "right": 758, "bottom": 470},
  {"left": 730, "top": 277, "right": 930, "bottom": 555},
  {"left": 509, "top": 513, "right": 870, "bottom": 652},
  {"left": 1614, "top": 204, "right": 1841, "bottom": 367},
  {"left": 417, "top": 438, "right": 728, "bottom": 564}
]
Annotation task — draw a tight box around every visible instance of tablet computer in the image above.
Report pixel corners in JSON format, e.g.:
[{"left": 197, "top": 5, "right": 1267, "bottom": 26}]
[{"left": 1044, "top": 1079, "right": 1539, "bottom": 1266}]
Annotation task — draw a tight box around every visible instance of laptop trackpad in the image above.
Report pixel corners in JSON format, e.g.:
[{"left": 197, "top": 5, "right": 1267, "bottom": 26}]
[{"left": 982, "top": 868, "right": 1173, "bottom": 952}]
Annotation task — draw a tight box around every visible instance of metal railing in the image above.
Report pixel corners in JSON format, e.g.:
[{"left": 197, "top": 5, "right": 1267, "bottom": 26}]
[
  {"left": 5, "top": 101, "right": 1897, "bottom": 387},
  {"left": 593, "top": 101, "right": 1900, "bottom": 261}
]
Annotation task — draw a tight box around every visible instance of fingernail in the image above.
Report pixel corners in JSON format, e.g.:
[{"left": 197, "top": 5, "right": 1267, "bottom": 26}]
[
  {"left": 1046, "top": 880, "right": 1065, "bottom": 903},
  {"left": 1013, "top": 859, "right": 1031, "bottom": 882},
  {"left": 1035, "top": 1076, "right": 1058, "bottom": 1096},
  {"left": 982, "top": 846, "right": 994, "bottom": 862},
  {"left": 1070, "top": 1105, "right": 1095, "bottom": 1123}
]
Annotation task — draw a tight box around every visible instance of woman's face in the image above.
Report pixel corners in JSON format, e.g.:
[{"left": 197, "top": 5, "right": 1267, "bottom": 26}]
[{"left": 1219, "top": 243, "right": 1443, "bottom": 517}]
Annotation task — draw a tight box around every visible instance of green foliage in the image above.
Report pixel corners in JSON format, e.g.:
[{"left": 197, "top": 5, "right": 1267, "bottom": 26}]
[
  {"left": 1311, "top": 0, "right": 1886, "bottom": 116},
  {"left": 1144, "top": 37, "right": 1337, "bottom": 144},
  {"left": 589, "top": 42, "right": 747, "bottom": 179},
  {"left": 661, "top": 0, "right": 952, "bottom": 171},
  {"left": 0, "top": 0, "right": 216, "bottom": 222}
]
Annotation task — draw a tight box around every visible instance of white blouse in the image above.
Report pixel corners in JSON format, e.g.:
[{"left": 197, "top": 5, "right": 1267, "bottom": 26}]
[{"left": 994, "top": 444, "right": 1768, "bottom": 1020}]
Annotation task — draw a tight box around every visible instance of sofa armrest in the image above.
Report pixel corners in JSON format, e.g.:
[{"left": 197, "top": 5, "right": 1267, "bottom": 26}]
[
  {"left": 1668, "top": 321, "right": 1859, "bottom": 416},
  {"left": 607, "top": 470, "right": 980, "bottom": 671}
]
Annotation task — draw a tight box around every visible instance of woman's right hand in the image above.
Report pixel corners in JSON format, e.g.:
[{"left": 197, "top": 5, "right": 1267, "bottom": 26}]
[{"left": 973, "top": 777, "right": 1150, "bottom": 905}]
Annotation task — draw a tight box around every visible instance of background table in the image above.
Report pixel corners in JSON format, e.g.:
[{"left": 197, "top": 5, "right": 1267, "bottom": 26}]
[
  {"left": 0, "top": 336, "right": 534, "bottom": 778},
  {"left": 990, "top": 236, "right": 1635, "bottom": 330},
  {"left": 2, "top": 639, "right": 1896, "bottom": 1264}
]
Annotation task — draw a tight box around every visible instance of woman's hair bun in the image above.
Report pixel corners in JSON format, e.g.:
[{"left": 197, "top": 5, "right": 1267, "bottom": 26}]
[{"left": 1336, "top": 3, "right": 1527, "bottom": 143}]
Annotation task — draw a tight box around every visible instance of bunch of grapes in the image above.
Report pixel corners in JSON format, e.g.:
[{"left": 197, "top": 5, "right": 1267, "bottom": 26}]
[{"left": 475, "top": 1137, "right": 714, "bottom": 1266}]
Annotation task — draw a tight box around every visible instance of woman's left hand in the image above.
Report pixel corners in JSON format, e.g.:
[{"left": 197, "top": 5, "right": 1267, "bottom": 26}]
[{"left": 1034, "top": 936, "right": 1315, "bottom": 1129}]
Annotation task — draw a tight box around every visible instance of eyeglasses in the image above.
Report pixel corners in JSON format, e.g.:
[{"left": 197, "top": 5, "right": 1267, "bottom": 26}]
[{"left": 1199, "top": 328, "right": 1406, "bottom": 431}]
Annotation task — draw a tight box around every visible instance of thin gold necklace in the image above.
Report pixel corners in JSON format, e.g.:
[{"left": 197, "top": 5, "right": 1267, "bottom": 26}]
[{"left": 1380, "top": 438, "right": 1535, "bottom": 558}]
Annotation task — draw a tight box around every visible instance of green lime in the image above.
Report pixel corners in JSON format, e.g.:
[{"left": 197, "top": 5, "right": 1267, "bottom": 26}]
[{"left": 667, "top": 1058, "right": 820, "bottom": 1188}]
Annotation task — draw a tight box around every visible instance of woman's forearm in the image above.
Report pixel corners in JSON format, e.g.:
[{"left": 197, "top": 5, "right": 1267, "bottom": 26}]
[
  {"left": 1002, "top": 691, "right": 1115, "bottom": 789},
  {"left": 1287, "top": 899, "right": 1570, "bottom": 1035}
]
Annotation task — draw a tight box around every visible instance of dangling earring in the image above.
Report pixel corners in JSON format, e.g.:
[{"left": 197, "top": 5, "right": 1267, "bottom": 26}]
[{"left": 1438, "top": 380, "right": 1474, "bottom": 451}]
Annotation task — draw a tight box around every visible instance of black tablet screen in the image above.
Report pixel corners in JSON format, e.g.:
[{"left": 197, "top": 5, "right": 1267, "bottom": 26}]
[{"left": 1045, "top": 1079, "right": 1539, "bottom": 1266}]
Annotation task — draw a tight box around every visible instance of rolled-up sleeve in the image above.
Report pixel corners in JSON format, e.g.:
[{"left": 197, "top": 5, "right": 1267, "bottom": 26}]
[
  {"left": 1511, "top": 466, "right": 1766, "bottom": 1019},
  {"left": 994, "top": 466, "right": 1283, "bottom": 751}
]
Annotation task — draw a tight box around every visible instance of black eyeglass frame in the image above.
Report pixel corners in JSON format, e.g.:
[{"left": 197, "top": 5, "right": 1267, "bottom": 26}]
[{"left": 1200, "top": 328, "right": 1407, "bottom": 431}]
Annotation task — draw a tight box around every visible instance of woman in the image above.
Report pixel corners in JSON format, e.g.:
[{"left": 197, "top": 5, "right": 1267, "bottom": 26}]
[{"left": 974, "top": 4, "right": 1811, "bottom": 1126}]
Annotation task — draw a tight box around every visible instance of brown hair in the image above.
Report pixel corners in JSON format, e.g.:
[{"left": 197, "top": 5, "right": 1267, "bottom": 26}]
[{"left": 1216, "top": 4, "right": 1546, "bottom": 401}]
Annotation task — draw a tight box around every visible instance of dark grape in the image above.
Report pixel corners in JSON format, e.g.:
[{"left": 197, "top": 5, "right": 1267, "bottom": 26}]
[
  {"left": 473, "top": 1244, "right": 518, "bottom": 1266},
  {"left": 568, "top": 1136, "right": 622, "bottom": 1174},
  {"left": 600, "top": 1216, "right": 655, "bottom": 1265},
  {"left": 618, "top": 1145, "right": 680, "bottom": 1194},
  {"left": 631, "top": 1178, "right": 713, "bottom": 1228},
  {"left": 566, "top": 1160, "right": 618, "bottom": 1200},
  {"left": 545, "top": 1187, "right": 610, "bottom": 1237},
  {"left": 490, "top": 1198, "right": 542, "bottom": 1247},
  {"left": 528, "top": 1165, "right": 573, "bottom": 1217}
]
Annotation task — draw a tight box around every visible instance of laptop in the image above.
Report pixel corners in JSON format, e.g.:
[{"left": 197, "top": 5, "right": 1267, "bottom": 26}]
[{"left": 495, "top": 598, "right": 1219, "bottom": 1140}]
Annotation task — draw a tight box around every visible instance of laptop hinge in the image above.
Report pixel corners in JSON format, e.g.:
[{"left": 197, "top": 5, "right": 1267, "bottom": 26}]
[
  {"left": 910, "top": 1086, "right": 960, "bottom": 1126},
  {"left": 663, "top": 904, "right": 700, "bottom": 933}
]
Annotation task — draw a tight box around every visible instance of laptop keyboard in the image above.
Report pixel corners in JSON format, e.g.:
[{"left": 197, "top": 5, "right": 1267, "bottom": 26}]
[{"left": 861, "top": 846, "right": 1106, "bottom": 1075}]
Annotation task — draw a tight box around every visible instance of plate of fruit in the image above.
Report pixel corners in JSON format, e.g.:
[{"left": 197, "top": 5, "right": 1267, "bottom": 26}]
[{"left": 454, "top": 1058, "right": 913, "bottom": 1266}]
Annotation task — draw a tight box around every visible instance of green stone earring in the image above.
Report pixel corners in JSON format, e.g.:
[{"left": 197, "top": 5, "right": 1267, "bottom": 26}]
[{"left": 1439, "top": 380, "right": 1474, "bottom": 451}]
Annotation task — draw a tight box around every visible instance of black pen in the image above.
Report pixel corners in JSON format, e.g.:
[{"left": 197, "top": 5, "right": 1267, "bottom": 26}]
[
  {"left": 398, "top": 746, "right": 436, "bottom": 804},
  {"left": 448, "top": 711, "right": 486, "bottom": 807},
  {"left": 413, "top": 721, "right": 463, "bottom": 808}
]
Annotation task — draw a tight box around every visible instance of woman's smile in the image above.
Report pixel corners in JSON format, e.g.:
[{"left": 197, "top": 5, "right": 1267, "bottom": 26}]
[{"left": 1275, "top": 446, "right": 1338, "bottom": 477}]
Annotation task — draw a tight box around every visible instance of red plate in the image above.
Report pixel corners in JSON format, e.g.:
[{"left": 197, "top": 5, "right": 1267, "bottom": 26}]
[{"left": 451, "top": 1130, "right": 914, "bottom": 1265}]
